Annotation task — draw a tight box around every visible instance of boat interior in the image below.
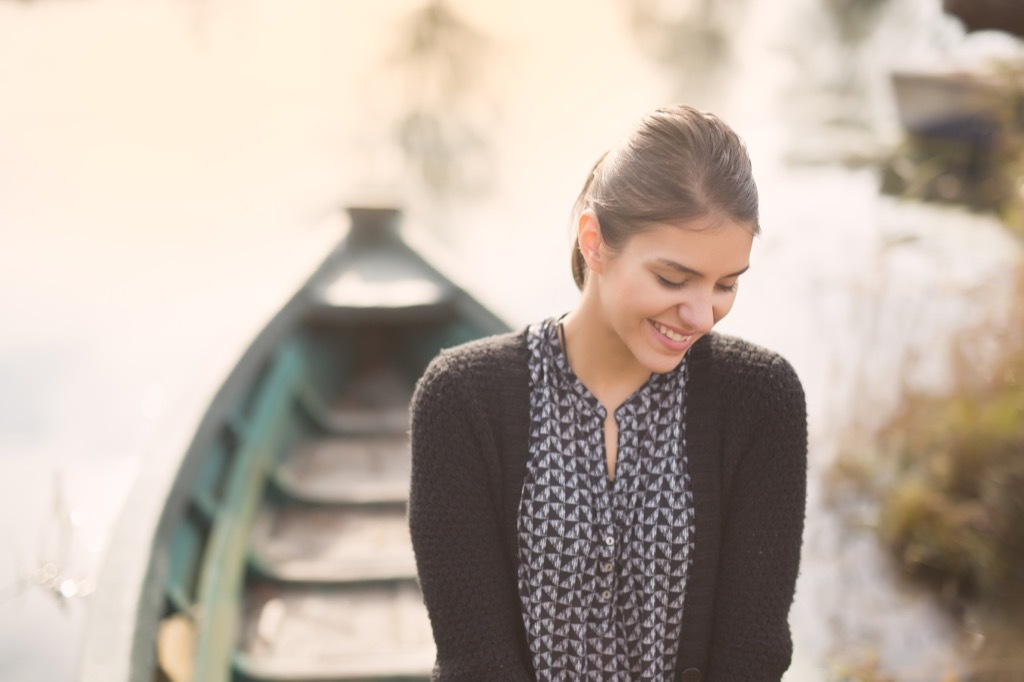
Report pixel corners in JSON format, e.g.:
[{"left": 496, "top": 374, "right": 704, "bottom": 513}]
[{"left": 151, "top": 211, "right": 505, "bottom": 682}]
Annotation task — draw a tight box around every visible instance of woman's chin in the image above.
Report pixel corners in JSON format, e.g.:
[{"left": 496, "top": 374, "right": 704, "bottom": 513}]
[{"left": 634, "top": 347, "right": 689, "bottom": 375}]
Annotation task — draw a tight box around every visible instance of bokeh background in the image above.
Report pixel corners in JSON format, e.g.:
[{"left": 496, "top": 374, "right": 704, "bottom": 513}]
[{"left": 2, "top": 0, "right": 1023, "bottom": 680}]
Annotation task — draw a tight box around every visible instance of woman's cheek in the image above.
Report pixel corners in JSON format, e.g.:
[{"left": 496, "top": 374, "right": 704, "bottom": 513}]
[{"left": 712, "top": 294, "right": 738, "bottom": 324}]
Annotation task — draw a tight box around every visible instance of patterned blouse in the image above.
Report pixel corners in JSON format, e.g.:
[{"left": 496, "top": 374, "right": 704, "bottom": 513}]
[{"left": 517, "top": 318, "right": 696, "bottom": 681}]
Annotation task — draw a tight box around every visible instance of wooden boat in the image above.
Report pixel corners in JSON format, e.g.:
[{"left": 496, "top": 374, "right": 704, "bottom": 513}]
[
  {"left": 890, "top": 67, "right": 1023, "bottom": 147},
  {"left": 78, "top": 207, "right": 508, "bottom": 682},
  {"left": 883, "top": 60, "right": 1023, "bottom": 210}
]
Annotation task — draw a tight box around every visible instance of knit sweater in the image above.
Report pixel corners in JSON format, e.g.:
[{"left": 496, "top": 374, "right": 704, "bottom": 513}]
[{"left": 408, "top": 328, "right": 807, "bottom": 682}]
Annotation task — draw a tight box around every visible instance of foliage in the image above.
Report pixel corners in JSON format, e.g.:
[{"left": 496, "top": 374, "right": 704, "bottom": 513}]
[
  {"left": 618, "top": 0, "right": 739, "bottom": 101},
  {"left": 828, "top": 653, "right": 898, "bottom": 682},
  {"left": 820, "top": 0, "right": 893, "bottom": 46},
  {"left": 389, "top": 0, "right": 494, "bottom": 200},
  {"left": 828, "top": 250, "right": 1024, "bottom": 677},
  {"left": 863, "top": 265, "right": 1024, "bottom": 679},
  {"left": 993, "top": 64, "right": 1024, "bottom": 238},
  {"left": 877, "top": 363, "right": 1024, "bottom": 608}
]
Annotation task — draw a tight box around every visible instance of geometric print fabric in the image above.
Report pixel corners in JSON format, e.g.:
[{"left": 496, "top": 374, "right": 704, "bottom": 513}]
[{"left": 517, "top": 318, "right": 695, "bottom": 681}]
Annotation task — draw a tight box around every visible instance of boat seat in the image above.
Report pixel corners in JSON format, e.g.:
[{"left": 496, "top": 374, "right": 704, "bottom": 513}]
[
  {"left": 235, "top": 582, "right": 433, "bottom": 681},
  {"left": 244, "top": 427, "right": 430, "bottom": 679},
  {"left": 273, "top": 434, "right": 411, "bottom": 506},
  {"left": 248, "top": 499, "right": 417, "bottom": 584},
  {"left": 296, "top": 380, "right": 411, "bottom": 437}
]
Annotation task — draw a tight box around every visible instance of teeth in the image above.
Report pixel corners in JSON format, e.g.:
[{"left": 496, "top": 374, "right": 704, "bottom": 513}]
[{"left": 654, "top": 321, "right": 690, "bottom": 344}]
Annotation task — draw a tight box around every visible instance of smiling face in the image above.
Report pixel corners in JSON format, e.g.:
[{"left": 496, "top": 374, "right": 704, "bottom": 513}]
[{"left": 582, "top": 212, "right": 754, "bottom": 375}]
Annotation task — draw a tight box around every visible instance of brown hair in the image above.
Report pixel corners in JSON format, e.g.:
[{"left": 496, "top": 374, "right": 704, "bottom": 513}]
[{"left": 570, "top": 104, "right": 760, "bottom": 290}]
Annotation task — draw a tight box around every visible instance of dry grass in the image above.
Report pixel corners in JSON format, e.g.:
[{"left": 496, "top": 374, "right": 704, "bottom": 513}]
[
  {"left": 833, "top": 262, "right": 1024, "bottom": 680},
  {"left": 993, "top": 62, "right": 1024, "bottom": 239},
  {"left": 875, "top": 264, "right": 1024, "bottom": 612}
]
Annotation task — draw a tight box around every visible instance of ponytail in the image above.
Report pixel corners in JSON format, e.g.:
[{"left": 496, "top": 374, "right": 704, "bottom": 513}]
[{"left": 567, "top": 105, "right": 760, "bottom": 292}]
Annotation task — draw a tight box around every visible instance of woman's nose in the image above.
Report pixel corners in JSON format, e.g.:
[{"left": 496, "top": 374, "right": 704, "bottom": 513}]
[{"left": 678, "top": 294, "right": 715, "bottom": 335}]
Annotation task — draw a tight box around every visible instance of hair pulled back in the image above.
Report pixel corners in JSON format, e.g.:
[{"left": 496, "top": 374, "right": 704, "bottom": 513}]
[{"left": 570, "top": 104, "right": 760, "bottom": 290}]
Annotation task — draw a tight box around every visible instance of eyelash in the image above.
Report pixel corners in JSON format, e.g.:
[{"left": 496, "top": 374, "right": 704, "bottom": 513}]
[
  {"left": 656, "top": 275, "right": 738, "bottom": 293},
  {"left": 656, "top": 275, "right": 685, "bottom": 290}
]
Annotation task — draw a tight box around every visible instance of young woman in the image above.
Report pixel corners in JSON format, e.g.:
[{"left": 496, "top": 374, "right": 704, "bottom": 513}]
[{"left": 408, "top": 104, "right": 807, "bottom": 681}]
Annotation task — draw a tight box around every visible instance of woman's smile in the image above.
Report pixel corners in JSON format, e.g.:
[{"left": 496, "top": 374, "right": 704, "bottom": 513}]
[
  {"left": 650, "top": 319, "right": 697, "bottom": 350},
  {"left": 577, "top": 215, "right": 754, "bottom": 376}
]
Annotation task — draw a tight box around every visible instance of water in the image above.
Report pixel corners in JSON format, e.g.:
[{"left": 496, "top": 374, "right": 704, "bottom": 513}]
[{"left": 2, "top": 0, "right": 1022, "bottom": 680}]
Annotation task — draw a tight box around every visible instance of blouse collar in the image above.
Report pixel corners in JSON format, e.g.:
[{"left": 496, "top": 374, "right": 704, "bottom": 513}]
[{"left": 535, "top": 316, "right": 686, "bottom": 420}]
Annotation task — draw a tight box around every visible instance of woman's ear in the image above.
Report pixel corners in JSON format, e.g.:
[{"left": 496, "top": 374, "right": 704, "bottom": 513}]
[{"left": 577, "top": 210, "right": 605, "bottom": 275}]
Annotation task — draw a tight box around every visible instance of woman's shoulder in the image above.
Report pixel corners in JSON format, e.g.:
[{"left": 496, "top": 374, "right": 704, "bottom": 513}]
[
  {"left": 690, "top": 334, "right": 807, "bottom": 461},
  {"left": 692, "top": 332, "right": 804, "bottom": 402},
  {"left": 413, "top": 328, "right": 531, "bottom": 404},
  {"left": 425, "top": 328, "right": 529, "bottom": 377}
]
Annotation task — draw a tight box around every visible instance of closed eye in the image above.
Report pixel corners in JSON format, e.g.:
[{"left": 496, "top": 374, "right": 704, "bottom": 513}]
[
  {"left": 659, "top": 274, "right": 739, "bottom": 293},
  {"left": 656, "top": 274, "right": 685, "bottom": 290}
]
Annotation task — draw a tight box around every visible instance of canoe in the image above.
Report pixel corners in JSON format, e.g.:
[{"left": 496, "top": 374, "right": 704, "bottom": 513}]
[{"left": 78, "top": 207, "right": 509, "bottom": 682}]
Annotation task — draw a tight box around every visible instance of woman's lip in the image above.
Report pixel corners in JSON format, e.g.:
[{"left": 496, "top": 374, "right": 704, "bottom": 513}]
[
  {"left": 649, "top": 319, "right": 697, "bottom": 350},
  {"left": 651, "top": 319, "right": 694, "bottom": 336}
]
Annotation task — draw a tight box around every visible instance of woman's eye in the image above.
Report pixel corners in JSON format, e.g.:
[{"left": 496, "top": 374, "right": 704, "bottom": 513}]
[
  {"left": 656, "top": 275, "right": 685, "bottom": 290},
  {"left": 716, "top": 282, "right": 739, "bottom": 293}
]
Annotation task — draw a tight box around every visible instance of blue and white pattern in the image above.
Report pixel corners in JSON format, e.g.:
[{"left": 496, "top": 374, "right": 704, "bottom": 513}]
[{"left": 517, "top": 318, "right": 695, "bottom": 681}]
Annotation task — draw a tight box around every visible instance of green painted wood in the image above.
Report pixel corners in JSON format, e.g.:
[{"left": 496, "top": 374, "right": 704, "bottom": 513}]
[
  {"left": 191, "top": 339, "right": 309, "bottom": 682},
  {"left": 165, "top": 504, "right": 211, "bottom": 615},
  {"left": 194, "top": 427, "right": 239, "bottom": 513}
]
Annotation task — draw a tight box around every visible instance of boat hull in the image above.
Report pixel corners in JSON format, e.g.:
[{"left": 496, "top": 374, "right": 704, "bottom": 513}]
[{"left": 79, "top": 207, "right": 509, "bottom": 682}]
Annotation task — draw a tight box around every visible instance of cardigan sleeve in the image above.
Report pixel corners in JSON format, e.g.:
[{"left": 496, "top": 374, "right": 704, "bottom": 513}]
[
  {"left": 408, "top": 350, "right": 534, "bottom": 682},
  {"left": 705, "top": 353, "right": 808, "bottom": 681}
]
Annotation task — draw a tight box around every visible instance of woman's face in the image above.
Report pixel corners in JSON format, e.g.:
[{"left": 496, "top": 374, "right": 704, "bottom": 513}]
[{"left": 589, "top": 214, "right": 754, "bottom": 375}]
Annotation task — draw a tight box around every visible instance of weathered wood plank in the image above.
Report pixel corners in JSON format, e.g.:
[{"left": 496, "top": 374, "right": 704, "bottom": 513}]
[
  {"left": 236, "top": 582, "right": 433, "bottom": 681},
  {"left": 249, "top": 501, "right": 416, "bottom": 583},
  {"left": 274, "top": 435, "right": 411, "bottom": 505}
]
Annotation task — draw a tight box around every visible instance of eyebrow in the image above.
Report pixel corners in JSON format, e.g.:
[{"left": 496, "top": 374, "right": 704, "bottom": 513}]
[{"left": 655, "top": 258, "right": 750, "bottom": 279}]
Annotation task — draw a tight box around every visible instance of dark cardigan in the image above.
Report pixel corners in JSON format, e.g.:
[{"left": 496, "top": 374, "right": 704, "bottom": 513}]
[{"left": 408, "top": 329, "right": 807, "bottom": 681}]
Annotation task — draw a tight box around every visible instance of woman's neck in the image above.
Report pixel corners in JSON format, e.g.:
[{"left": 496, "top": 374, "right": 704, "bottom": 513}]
[{"left": 560, "top": 295, "right": 652, "bottom": 412}]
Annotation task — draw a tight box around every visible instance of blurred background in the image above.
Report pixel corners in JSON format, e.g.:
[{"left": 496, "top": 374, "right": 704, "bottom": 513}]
[{"left": 1, "top": 0, "right": 1023, "bottom": 680}]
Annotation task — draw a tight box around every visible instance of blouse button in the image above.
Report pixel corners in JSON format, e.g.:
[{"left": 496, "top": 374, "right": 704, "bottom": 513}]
[
  {"left": 604, "top": 536, "right": 614, "bottom": 546},
  {"left": 601, "top": 590, "right": 611, "bottom": 600},
  {"left": 602, "top": 562, "right": 613, "bottom": 572}
]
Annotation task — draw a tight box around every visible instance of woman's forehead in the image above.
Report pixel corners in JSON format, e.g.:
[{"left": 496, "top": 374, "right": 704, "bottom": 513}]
[{"left": 625, "top": 219, "right": 754, "bottom": 270}]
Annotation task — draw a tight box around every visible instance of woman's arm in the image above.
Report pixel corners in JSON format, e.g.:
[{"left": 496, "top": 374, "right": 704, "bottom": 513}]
[
  {"left": 408, "top": 350, "right": 534, "bottom": 681},
  {"left": 706, "top": 354, "right": 808, "bottom": 681}
]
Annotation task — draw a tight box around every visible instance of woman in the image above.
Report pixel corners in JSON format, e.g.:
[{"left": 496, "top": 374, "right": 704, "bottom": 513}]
[{"left": 408, "top": 104, "right": 807, "bottom": 681}]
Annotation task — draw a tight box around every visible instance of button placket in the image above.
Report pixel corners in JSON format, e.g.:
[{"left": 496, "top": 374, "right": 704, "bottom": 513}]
[
  {"left": 599, "top": 409, "right": 626, "bottom": 619},
  {"left": 596, "top": 521, "right": 617, "bottom": 624},
  {"left": 521, "top": 321, "right": 697, "bottom": 678}
]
